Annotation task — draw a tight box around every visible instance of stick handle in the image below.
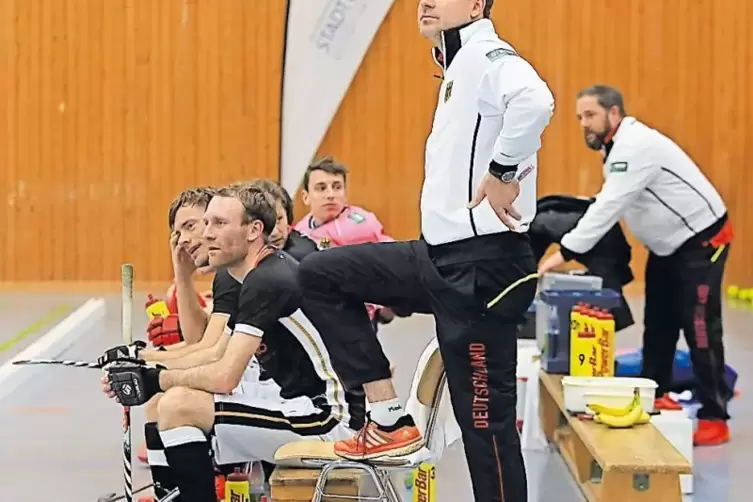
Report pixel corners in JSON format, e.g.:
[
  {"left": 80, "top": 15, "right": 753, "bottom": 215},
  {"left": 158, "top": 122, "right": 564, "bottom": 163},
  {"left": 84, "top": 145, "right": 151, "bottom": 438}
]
[
  {"left": 12, "top": 358, "right": 101, "bottom": 368},
  {"left": 121, "top": 264, "right": 134, "bottom": 502}
]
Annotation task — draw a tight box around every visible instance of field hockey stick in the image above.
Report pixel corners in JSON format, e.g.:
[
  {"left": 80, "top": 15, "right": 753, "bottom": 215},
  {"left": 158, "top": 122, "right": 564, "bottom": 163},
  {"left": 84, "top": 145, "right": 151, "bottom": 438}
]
[
  {"left": 12, "top": 358, "right": 102, "bottom": 369},
  {"left": 96, "top": 483, "right": 153, "bottom": 502},
  {"left": 121, "top": 264, "right": 134, "bottom": 502}
]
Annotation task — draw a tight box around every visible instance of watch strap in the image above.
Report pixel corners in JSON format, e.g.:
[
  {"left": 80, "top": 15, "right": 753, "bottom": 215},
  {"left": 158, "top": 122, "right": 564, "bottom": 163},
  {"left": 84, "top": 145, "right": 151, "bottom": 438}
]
[{"left": 489, "top": 160, "right": 518, "bottom": 183}]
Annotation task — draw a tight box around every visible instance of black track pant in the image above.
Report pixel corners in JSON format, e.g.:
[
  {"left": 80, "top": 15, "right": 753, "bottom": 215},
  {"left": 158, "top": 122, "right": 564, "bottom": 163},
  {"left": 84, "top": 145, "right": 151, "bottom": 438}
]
[
  {"left": 298, "top": 234, "right": 537, "bottom": 502},
  {"left": 640, "top": 241, "right": 732, "bottom": 420}
]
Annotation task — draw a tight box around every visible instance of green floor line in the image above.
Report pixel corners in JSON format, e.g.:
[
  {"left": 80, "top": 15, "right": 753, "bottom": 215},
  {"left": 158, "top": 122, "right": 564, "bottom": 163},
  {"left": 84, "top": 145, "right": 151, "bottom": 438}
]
[{"left": 0, "top": 305, "right": 72, "bottom": 353}]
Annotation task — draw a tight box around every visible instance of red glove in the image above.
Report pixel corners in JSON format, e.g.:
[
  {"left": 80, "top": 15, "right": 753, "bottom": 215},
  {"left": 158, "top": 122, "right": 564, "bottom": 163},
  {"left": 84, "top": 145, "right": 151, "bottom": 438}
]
[{"left": 147, "top": 314, "right": 183, "bottom": 348}]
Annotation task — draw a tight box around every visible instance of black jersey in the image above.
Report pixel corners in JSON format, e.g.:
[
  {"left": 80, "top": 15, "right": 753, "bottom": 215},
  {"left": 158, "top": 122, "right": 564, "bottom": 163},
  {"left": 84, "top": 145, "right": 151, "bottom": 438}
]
[
  {"left": 233, "top": 250, "right": 364, "bottom": 429},
  {"left": 211, "top": 269, "right": 243, "bottom": 330},
  {"left": 282, "top": 230, "right": 318, "bottom": 262}
]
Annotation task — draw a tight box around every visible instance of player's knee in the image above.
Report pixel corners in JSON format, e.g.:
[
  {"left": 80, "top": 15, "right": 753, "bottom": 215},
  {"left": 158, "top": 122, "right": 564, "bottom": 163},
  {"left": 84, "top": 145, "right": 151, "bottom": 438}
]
[
  {"left": 157, "top": 387, "right": 200, "bottom": 429},
  {"left": 298, "top": 251, "right": 332, "bottom": 288},
  {"left": 145, "top": 392, "right": 163, "bottom": 422}
]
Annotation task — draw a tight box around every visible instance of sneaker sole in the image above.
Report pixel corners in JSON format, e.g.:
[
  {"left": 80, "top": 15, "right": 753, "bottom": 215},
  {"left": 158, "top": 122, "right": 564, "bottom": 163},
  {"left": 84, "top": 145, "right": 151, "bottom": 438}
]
[{"left": 335, "top": 437, "right": 425, "bottom": 461}]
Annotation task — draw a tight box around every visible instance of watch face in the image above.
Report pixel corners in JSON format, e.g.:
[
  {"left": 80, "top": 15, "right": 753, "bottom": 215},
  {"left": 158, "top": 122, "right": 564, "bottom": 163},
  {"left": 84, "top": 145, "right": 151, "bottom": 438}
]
[{"left": 501, "top": 171, "right": 516, "bottom": 183}]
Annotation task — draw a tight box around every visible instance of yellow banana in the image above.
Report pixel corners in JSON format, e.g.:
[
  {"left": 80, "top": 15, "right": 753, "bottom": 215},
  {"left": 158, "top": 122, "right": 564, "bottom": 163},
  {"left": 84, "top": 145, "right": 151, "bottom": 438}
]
[
  {"left": 586, "top": 387, "right": 642, "bottom": 417},
  {"left": 597, "top": 403, "right": 644, "bottom": 428},
  {"left": 636, "top": 410, "right": 651, "bottom": 425}
]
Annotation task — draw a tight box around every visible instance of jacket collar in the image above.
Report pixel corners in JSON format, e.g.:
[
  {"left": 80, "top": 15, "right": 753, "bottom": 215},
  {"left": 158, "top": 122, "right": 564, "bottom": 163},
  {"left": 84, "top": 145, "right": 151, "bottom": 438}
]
[
  {"left": 432, "top": 18, "right": 494, "bottom": 73},
  {"left": 603, "top": 116, "right": 636, "bottom": 160}
]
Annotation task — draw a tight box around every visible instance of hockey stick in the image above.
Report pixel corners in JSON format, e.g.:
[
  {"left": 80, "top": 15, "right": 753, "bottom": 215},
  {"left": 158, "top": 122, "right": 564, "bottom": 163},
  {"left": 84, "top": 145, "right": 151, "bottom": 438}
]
[
  {"left": 12, "top": 358, "right": 102, "bottom": 369},
  {"left": 121, "top": 264, "right": 134, "bottom": 502},
  {"left": 96, "top": 483, "right": 153, "bottom": 502}
]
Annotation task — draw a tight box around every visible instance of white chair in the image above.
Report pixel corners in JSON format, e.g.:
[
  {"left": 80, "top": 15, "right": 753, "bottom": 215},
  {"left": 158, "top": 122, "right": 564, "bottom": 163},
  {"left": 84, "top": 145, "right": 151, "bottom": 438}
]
[{"left": 273, "top": 347, "right": 447, "bottom": 502}]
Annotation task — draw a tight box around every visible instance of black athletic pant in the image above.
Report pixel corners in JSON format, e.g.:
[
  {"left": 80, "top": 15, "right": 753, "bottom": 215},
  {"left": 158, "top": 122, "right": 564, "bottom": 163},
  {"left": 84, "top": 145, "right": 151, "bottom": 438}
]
[
  {"left": 640, "top": 240, "right": 732, "bottom": 420},
  {"left": 298, "top": 233, "right": 537, "bottom": 502}
]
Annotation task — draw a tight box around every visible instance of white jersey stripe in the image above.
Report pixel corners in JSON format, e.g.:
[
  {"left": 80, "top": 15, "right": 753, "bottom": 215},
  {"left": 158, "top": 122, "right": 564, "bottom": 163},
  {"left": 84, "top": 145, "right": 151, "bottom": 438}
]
[{"left": 280, "top": 309, "right": 349, "bottom": 424}]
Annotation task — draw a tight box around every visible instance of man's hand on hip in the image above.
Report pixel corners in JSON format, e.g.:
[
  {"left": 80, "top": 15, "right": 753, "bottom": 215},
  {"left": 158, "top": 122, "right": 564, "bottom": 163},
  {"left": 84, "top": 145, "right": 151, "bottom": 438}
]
[{"left": 468, "top": 173, "right": 522, "bottom": 230}]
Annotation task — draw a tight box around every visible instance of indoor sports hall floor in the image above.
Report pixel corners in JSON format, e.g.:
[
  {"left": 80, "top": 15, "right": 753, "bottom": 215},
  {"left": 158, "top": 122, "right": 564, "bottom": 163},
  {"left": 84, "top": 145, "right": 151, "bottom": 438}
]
[{"left": 0, "top": 290, "right": 750, "bottom": 501}]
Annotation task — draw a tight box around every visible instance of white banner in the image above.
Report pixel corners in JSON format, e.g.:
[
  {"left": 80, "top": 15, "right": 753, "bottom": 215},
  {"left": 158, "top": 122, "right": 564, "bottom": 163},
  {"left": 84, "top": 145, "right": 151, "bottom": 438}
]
[{"left": 280, "top": 0, "right": 395, "bottom": 196}]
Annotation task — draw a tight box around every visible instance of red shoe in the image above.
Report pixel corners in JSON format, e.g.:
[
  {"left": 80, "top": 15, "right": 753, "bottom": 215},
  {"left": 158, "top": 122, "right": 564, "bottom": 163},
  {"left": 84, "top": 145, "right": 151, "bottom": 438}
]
[
  {"left": 138, "top": 442, "right": 148, "bottom": 464},
  {"left": 694, "top": 419, "right": 730, "bottom": 446},
  {"left": 138, "top": 497, "right": 154, "bottom": 502},
  {"left": 334, "top": 415, "right": 424, "bottom": 461},
  {"left": 654, "top": 394, "right": 683, "bottom": 411}
]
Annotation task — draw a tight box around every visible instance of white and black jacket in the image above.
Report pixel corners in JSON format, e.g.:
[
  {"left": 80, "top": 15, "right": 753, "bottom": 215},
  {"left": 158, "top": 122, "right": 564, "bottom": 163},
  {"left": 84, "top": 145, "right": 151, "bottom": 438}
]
[
  {"left": 420, "top": 19, "right": 555, "bottom": 246},
  {"left": 560, "top": 117, "right": 728, "bottom": 257}
]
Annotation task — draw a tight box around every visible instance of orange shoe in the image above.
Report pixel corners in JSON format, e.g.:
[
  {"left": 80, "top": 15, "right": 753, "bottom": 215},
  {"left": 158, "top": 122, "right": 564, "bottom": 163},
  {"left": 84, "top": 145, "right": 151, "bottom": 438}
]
[
  {"left": 138, "top": 497, "right": 154, "bottom": 502},
  {"left": 694, "top": 419, "right": 730, "bottom": 446},
  {"left": 138, "top": 442, "right": 148, "bottom": 464},
  {"left": 654, "top": 394, "right": 683, "bottom": 411},
  {"left": 334, "top": 415, "right": 424, "bottom": 461}
]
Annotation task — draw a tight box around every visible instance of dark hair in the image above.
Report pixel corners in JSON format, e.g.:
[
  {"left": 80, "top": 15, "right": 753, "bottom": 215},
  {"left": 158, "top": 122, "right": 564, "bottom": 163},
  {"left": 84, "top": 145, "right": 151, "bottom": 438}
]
[
  {"left": 577, "top": 85, "right": 627, "bottom": 117},
  {"left": 246, "top": 178, "right": 295, "bottom": 225},
  {"left": 302, "top": 156, "right": 349, "bottom": 192},
  {"left": 213, "top": 184, "right": 277, "bottom": 238},
  {"left": 483, "top": 0, "right": 494, "bottom": 18},
  {"left": 167, "top": 187, "right": 216, "bottom": 230}
]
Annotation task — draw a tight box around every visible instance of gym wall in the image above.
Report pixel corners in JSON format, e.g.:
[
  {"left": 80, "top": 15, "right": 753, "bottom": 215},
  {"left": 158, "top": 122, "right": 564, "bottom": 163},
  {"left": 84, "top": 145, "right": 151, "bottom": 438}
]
[{"left": 0, "top": 0, "right": 750, "bottom": 286}]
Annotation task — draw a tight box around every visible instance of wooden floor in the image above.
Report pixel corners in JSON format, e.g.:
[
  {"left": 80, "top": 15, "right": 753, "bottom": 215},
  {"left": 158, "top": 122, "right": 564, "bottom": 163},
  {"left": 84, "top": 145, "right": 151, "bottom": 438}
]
[{"left": 0, "top": 291, "right": 749, "bottom": 501}]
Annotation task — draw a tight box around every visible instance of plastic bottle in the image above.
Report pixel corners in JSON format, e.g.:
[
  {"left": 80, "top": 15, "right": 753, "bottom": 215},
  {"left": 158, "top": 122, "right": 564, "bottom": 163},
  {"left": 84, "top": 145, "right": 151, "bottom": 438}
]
[
  {"left": 599, "top": 309, "right": 616, "bottom": 377},
  {"left": 249, "top": 461, "right": 271, "bottom": 502},
  {"left": 225, "top": 467, "right": 250, "bottom": 502},
  {"left": 145, "top": 293, "right": 171, "bottom": 320}
]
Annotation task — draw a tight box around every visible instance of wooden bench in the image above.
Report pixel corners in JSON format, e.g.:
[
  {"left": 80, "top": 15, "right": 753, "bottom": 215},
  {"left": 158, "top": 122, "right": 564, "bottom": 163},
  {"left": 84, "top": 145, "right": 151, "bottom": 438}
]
[{"left": 539, "top": 370, "right": 692, "bottom": 502}]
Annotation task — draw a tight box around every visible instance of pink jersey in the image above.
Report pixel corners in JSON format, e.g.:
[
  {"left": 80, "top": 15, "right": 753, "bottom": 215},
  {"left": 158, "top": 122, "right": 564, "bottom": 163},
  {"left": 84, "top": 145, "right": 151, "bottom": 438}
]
[
  {"left": 294, "top": 206, "right": 394, "bottom": 250},
  {"left": 295, "top": 205, "right": 393, "bottom": 321}
]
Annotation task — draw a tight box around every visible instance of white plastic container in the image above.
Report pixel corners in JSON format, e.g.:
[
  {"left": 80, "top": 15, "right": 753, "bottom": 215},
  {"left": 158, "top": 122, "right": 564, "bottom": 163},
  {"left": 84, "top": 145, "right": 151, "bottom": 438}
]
[{"left": 561, "top": 376, "right": 658, "bottom": 414}]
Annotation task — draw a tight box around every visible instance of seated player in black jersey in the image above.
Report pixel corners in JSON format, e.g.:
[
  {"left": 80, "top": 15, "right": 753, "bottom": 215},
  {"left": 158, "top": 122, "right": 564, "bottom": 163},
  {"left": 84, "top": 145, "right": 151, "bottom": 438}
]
[
  {"left": 145, "top": 181, "right": 318, "bottom": 349},
  {"left": 101, "top": 184, "right": 364, "bottom": 502}
]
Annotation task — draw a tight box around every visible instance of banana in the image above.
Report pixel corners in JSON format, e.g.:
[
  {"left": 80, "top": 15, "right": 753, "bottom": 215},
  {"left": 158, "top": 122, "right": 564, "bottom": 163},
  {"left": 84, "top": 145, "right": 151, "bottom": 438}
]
[
  {"left": 586, "top": 387, "right": 642, "bottom": 417},
  {"left": 636, "top": 410, "right": 651, "bottom": 425},
  {"left": 597, "top": 403, "right": 644, "bottom": 428}
]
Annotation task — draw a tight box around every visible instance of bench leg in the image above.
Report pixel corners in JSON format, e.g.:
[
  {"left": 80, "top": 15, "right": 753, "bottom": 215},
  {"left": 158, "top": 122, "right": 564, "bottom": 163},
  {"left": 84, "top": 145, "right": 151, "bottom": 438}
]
[
  {"left": 539, "top": 378, "right": 563, "bottom": 441},
  {"left": 598, "top": 471, "right": 683, "bottom": 502}
]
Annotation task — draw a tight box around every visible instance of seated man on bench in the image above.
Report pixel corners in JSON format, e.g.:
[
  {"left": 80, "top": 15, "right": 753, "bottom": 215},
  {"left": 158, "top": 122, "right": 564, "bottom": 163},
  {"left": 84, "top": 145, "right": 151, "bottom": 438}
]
[{"left": 100, "top": 184, "right": 364, "bottom": 502}]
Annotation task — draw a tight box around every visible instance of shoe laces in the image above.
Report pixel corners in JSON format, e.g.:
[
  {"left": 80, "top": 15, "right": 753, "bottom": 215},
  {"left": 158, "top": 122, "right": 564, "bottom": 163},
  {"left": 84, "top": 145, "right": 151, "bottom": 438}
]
[{"left": 354, "top": 417, "right": 375, "bottom": 451}]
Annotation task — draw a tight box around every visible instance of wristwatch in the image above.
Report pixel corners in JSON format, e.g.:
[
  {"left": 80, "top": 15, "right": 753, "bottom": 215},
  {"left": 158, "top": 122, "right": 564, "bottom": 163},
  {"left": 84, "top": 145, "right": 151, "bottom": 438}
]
[{"left": 488, "top": 160, "right": 518, "bottom": 184}]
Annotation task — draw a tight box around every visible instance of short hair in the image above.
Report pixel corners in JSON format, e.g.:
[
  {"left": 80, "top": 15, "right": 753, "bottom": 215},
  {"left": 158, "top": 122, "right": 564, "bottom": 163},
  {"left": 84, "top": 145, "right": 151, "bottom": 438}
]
[
  {"left": 577, "top": 85, "right": 626, "bottom": 116},
  {"left": 483, "top": 0, "right": 494, "bottom": 18},
  {"left": 167, "top": 187, "right": 216, "bottom": 230},
  {"left": 213, "top": 184, "right": 277, "bottom": 238},
  {"left": 302, "top": 156, "right": 349, "bottom": 192},
  {"left": 247, "top": 178, "right": 295, "bottom": 224}
]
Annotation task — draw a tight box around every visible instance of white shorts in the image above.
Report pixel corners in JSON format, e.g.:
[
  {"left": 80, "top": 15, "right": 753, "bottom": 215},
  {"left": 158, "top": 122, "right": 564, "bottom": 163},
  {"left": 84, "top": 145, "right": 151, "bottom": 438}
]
[{"left": 211, "top": 378, "right": 355, "bottom": 465}]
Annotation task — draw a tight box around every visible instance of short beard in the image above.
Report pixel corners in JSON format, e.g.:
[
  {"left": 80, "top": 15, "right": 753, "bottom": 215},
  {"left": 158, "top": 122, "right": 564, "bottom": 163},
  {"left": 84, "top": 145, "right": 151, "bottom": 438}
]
[{"left": 584, "top": 118, "right": 611, "bottom": 151}]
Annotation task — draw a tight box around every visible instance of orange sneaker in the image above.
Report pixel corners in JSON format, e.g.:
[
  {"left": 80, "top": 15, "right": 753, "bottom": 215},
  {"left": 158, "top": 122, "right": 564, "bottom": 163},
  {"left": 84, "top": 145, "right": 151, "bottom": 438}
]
[
  {"left": 334, "top": 415, "right": 424, "bottom": 461},
  {"left": 654, "top": 394, "right": 683, "bottom": 411},
  {"left": 694, "top": 419, "right": 730, "bottom": 446}
]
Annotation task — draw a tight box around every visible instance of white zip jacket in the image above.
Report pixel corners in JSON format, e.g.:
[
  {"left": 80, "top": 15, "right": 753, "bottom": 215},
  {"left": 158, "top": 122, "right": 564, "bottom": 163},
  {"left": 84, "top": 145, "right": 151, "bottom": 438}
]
[
  {"left": 560, "top": 117, "right": 727, "bottom": 257},
  {"left": 420, "top": 19, "right": 554, "bottom": 246}
]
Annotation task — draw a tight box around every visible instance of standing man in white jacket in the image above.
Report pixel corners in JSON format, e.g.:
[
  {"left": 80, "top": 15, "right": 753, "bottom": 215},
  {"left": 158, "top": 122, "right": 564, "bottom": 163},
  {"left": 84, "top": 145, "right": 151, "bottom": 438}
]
[
  {"left": 298, "top": 1, "right": 554, "bottom": 500},
  {"left": 539, "top": 85, "right": 734, "bottom": 447}
]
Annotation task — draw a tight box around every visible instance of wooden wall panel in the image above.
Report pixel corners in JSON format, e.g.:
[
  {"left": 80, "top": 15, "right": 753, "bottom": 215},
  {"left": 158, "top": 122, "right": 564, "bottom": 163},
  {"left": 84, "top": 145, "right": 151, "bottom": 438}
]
[
  {"left": 0, "top": 0, "right": 285, "bottom": 284},
  {"left": 313, "top": 0, "right": 753, "bottom": 285}
]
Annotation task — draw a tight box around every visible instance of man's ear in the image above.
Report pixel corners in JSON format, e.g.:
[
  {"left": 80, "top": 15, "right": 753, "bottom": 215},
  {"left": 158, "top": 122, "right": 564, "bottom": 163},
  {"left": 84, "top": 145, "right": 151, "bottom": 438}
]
[
  {"left": 301, "top": 190, "right": 310, "bottom": 207},
  {"left": 247, "top": 220, "right": 263, "bottom": 242}
]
